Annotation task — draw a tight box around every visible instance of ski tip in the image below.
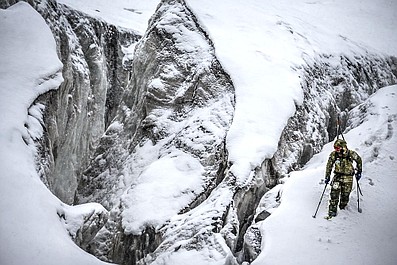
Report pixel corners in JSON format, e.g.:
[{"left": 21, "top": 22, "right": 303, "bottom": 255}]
[{"left": 358, "top": 208, "right": 362, "bottom": 213}]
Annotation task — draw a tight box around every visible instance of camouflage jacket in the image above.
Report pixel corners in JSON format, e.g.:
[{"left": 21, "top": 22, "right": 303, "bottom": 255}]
[{"left": 325, "top": 149, "right": 362, "bottom": 178}]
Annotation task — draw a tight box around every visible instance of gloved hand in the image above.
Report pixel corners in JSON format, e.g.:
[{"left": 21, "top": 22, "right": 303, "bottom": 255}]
[
  {"left": 356, "top": 172, "right": 362, "bottom": 181},
  {"left": 325, "top": 177, "right": 330, "bottom": 184}
]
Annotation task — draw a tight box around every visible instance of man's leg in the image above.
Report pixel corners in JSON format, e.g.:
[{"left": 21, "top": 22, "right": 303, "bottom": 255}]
[
  {"left": 328, "top": 180, "right": 341, "bottom": 216},
  {"left": 339, "top": 175, "right": 353, "bottom": 209}
]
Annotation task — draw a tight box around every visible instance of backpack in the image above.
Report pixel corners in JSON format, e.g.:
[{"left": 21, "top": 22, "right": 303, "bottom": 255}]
[{"left": 334, "top": 150, "right": 354, "bottom": 176}]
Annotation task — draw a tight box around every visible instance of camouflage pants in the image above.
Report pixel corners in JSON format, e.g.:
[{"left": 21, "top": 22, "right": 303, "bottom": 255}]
[{"left": 328, "top": 174, "right": 353, "bottom": 216}]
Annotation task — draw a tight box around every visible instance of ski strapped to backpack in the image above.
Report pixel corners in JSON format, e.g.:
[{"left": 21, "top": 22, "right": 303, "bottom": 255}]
[{"left": 336, "top": 114, "right": 345, "bottom": 141}]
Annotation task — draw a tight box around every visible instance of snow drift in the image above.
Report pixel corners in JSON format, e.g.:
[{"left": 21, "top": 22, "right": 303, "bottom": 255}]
[{"left": 0, "top": 3, "right": 110, "bottom": 265}]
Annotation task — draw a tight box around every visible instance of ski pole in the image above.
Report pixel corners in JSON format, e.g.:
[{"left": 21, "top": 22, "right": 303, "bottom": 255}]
[
  {"left": 357, "top": 180, "right": 363, "bottom": 196},
  {"left": 357, "top": 178, "right": 362, "bottom": 213},
  {"left": 312, "top": 183, "right": 328, "bottom": 218},
  {"left": 354, "top": 168, "right": 363, "bottom": 196}
]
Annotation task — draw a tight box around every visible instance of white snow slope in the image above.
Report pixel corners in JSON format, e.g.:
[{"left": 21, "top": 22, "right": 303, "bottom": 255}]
[
  {"left": 253, "top": 85, "right": 397, "bottom": 265},
  {"left": 0, "top": 3, "right": 111, "bottom": 265},
  {"left": 1, "top": 0, "right": 396, "bottom": 264}
]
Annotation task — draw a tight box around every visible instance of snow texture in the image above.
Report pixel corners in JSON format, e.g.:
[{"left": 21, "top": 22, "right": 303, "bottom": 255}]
[
  {"left": 253, "top": 85, "right": 397, "bottom": 265},
  {"left": 186, "top": 0, "right": 397, "bottom": 185},
  {"left": 0, "top": 3, "right": 110, "bottom": 265},
  {"left": 1, "top": 0, "right": 396, "bottom": 264}
]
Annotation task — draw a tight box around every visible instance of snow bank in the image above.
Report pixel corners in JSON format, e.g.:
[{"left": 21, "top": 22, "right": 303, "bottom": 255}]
[{"left": 0, "top": 3, "right": 110, "bottom": 265}]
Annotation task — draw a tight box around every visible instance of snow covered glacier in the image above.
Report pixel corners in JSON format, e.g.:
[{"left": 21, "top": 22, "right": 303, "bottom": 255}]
[{"left": 0, "top": 0, "right": 396, "bottom": 265}]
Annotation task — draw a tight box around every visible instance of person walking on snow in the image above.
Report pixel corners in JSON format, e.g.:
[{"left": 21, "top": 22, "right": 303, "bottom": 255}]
[{"left": 324, "top": 139, "right": 362, "bottom": 219}]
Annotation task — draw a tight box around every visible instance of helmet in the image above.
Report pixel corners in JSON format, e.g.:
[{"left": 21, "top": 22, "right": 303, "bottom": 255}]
[{"left": 334, "top": 139, "right": 347, "bottom": 148}]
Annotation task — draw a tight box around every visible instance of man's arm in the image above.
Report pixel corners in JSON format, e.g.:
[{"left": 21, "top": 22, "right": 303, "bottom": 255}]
[
  {"left": 351, "top": 150, "right": 362, "bottom": 173},
  {"left": 325, "top": 152, "right": 336, "bottom": 182}
]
